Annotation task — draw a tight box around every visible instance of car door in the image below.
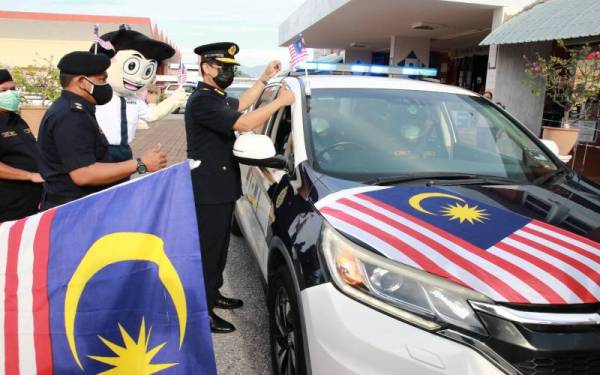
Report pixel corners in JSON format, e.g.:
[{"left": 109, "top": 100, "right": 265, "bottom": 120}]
[
  {"left": 238, "top": 84, "right": 282, "bottom": 264},
  {"left": 253, "top": 104, "right": 292, "bottom": 237}
]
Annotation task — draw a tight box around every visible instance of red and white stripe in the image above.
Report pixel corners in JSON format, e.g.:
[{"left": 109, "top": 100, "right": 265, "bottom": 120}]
[
  {"left": 0, "top": 210, "right": 56, "bottom": 374},
  {"left": 317, "top": 191, "right": 600, "bottom": 305},
  {"left": 177, "top": 63, "right": 187, "bottom": 85},
  {"left": 288, "top": 44, "right": 308, "bottom": 69}
]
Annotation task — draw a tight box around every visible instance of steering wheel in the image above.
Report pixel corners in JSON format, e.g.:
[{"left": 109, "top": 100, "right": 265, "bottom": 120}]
[{"left": 316, "top": 141, "right": 366, "bottom": 160}]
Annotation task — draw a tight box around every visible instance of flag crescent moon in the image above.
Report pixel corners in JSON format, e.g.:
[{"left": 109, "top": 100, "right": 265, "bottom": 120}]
[
  {"left": 408, "top": 192, "right": 465, "bottom": 215},
  {"left": 64, "top": 232, "right": 187, "bottom": 370}
]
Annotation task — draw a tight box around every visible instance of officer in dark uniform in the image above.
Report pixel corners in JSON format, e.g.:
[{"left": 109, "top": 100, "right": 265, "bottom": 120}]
[
  {"left": 186, "top": 42, "right": 294, "bottom": 333},
  {"left": 37, "top": 51, "right": 166, "bottom": 209},
  {"left": 0, "top": 69, "right": 44, "bottom": 222}
]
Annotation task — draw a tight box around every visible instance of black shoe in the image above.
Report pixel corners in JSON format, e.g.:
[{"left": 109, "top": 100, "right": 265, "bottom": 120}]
[
  {"left": 209, "top": 310, "right": 236, "bottom": 333},
  {"left": 214, "top": 292, "right": 244, "bottom": 310}
]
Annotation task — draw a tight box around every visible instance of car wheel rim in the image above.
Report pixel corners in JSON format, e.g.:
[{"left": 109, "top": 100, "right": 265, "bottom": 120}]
[{"left": 274, "top": 285, "right": 296, "bottom": 375}]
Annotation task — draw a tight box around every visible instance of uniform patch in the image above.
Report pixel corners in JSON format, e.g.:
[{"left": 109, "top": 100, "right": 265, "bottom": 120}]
[
  {"left": 228, "top": 45, "right": 237, "bottom": 55},
  {"left": 1, "top": 131, "right": 17, "bottom": 138},
  {"left": 276, "top": 186, "right": 289, "bottom": 208}
]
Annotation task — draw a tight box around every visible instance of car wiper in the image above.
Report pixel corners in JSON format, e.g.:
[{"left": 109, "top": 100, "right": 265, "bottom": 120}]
[
  {"left": 533, "top": 168, "right": 572, "bottom": 186},
  {"left": 363, "top": 173, "right": 520, "bottom": 186}
]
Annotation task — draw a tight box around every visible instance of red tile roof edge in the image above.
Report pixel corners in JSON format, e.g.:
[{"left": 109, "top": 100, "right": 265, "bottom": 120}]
[{"left": 0, "top": 10, "right": 151, "bottom": 24}]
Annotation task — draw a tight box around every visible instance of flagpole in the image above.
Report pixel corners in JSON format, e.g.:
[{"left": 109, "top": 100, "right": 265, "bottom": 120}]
[
  {"left": 301, "top": 35, "right": 311, "bottom": 97},
  {"left": 93, "top": 24, "right": 99, "bottom": 54}
]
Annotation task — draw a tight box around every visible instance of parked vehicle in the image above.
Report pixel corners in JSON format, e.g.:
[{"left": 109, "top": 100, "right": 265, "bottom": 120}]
[
  {"left": 165, "top": 83, "right": 196, "bottom": 113},
  {"left": 233, "top": 72, "right": 600, "bottom": 375},
  {"left": 226, "top": 78, "right": 256, "bottom": 99}
]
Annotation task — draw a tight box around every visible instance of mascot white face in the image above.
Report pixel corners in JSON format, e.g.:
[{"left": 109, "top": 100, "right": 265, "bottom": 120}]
[{"left": 107, "top": 49, "right": 158, "bottom": 96}]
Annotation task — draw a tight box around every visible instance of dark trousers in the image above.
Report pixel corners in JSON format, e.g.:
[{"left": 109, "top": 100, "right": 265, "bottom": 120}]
[{"left": 195, "top": 202, "right": 235, "bottom": 309}]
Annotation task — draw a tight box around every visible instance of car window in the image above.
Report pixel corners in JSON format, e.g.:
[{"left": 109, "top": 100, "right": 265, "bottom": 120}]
[
  {"left": 254, "top": 85, "right": 280, "bottom": 134},
  {"left": 307, "top": 88, "right": 558, "bottom": 183},
  {"left": 269, "top": 107, "right": 292, "bottom": 155}
]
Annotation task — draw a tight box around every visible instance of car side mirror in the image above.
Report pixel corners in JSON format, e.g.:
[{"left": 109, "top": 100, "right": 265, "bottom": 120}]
[{"left": 233, "top": 133, "right": 289, "bottom": 170}]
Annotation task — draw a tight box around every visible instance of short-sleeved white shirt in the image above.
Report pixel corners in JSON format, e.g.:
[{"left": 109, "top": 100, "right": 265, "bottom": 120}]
[{"left": 95, "top": 94, "right": 150, "bottom": 146}]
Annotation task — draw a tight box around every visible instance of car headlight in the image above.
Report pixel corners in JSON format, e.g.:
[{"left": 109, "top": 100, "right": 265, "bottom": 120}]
[{"left": 320, "top": 223, "right": 491, "bottom": 336}]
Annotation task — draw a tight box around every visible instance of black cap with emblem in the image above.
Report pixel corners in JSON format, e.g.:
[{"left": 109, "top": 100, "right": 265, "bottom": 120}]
[
  {"left": 194, "top": 42, "right": 240, "bottom": 65},
  {"left": 57, "top": 51, "right": 111, "bottom": 75},
  {"left": 90, "top": 24, "right": 175, "bottom": 62}
]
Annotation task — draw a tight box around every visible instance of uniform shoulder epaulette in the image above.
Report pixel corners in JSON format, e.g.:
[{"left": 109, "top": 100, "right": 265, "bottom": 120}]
[{"left": 70, "top": 101, "right": 85, "bottom": 112}]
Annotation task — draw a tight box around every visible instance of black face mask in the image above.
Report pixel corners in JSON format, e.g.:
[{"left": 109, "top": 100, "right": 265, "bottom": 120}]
[
  {"left": 213, "top": 65, "right": 235, "bottom": 90},
  {"left": 83, "top": 77, "right": 113, "bottom": 105}
]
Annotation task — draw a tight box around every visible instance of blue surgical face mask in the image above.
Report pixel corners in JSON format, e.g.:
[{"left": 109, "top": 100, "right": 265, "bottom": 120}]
[{"left": 0, "top": 90, "right": 20, "bottom": 112}]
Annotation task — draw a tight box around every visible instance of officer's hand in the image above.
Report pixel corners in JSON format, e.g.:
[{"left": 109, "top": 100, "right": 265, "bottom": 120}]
[
  {"left": 141, "top": 144, "right": 168, "bottom": 172},
  {"left": 261, "top": 60, "right": 282, "bottom": 81},
  {"left": 276, "top": 84, "right": 295, "bottom": 106},
  {"left": 29, "top": 172, "right": 44, "bottom": 183}
]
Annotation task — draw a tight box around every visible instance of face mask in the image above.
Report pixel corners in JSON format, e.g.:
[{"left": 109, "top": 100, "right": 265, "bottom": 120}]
[
  {"left": 83, "top": 77, "right": 113, "bottom": 105},
  {"left": 213, "top": 65, "right": 235, "bottom": 90},
  {"left": 0, "top": 90, "right": 20, "bottom": 112}
]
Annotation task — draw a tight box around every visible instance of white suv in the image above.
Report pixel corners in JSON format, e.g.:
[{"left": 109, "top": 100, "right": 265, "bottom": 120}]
[{"left": 233, "top": 74, "right": 600, "bottom": 375}]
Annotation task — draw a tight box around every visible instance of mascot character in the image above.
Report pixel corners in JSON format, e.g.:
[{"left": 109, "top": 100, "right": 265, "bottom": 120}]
[{"left": 91, "top": 25, "right": 187, "bottom": 162}]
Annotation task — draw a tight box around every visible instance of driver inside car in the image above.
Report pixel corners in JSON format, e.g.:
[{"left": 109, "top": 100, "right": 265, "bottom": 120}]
[{"left": 394, "top": 108, "right": 447, "bottom": 160}]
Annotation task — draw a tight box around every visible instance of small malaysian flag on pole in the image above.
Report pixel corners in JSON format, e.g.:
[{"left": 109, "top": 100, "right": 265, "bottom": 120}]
[
  {"left": 288, "top": 35, "right": 308, "bottom": 69},
  {"left": 92, "top": 24, "right": 114, "bottom": 53},
  {"left": 177, "top": 62, "right": 187, "bottom": 86}
]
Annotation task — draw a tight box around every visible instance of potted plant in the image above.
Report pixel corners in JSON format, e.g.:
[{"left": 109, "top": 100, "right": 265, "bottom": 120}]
[
  {"left": 523, "top": 41, "right": 600, "bottom": 155},
  {"left": 10, "top": 56, "right": 61, "bottom": 137}
]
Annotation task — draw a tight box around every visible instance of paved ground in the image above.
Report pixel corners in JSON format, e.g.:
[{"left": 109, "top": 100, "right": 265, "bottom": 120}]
[{"left": 131, "top": 114, "right": 272, "bottom": 375}]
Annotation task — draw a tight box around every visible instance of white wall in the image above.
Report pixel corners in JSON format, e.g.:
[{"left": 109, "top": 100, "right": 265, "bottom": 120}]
[
  {"left": 344, "top": 49, "right": 372, "bottom": 64},
  {"left": 390, "top": 36, "right": 431, "bottom": 67},
  {"left": 487, "top": 41, "right": 552, "bottom": 135}
]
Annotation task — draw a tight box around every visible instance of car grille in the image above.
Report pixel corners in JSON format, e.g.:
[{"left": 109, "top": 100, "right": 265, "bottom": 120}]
[{"left": 515, "top": 353, "right": 600, "bottom": 375}]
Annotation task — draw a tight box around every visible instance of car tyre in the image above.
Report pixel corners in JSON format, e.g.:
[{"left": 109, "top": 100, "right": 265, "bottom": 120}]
[
  {"left": 231, "top": 215, "right": 243, "bottom": 237},
  {"left": 268, "top": 265, "right": 306, "bottom": 375},
  {"left": 172, "top": 107, "right": 180, "bottom": 114}
]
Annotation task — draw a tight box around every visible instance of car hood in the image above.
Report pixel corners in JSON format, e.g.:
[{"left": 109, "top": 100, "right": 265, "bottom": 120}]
[{"left": 313, "top": 176, "right": 600, "bottom": 305}]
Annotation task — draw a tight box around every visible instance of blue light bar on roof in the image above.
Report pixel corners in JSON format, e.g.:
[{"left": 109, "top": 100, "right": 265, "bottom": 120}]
[{"left": 295, "top": 62, "right": 438, "bottom": 77}]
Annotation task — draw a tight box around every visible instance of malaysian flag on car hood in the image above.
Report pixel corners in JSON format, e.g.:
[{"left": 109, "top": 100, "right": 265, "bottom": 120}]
[{"left": 316, "top": 186, "right": 600, "bottom": 305}]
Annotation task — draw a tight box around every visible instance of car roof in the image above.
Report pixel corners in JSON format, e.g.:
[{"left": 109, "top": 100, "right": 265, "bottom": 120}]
[{"left": 279, "top": 75, "right": 478, "bottom": 96}]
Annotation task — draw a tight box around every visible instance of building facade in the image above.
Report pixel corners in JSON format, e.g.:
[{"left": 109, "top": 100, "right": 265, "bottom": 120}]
[
  {"left": 482, "top": 0, "right": 600, "bottom": 180},
  {"left": 0, "top": 10, "right": 180, "bottom": 74},
  {"left": 279, "top": 0, "right": 523, "bottom": 94}
]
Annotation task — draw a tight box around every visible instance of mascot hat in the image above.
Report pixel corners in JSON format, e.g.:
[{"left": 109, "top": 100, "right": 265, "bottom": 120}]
[{"left": 90, "top": 24, "right": 175, "bottom": 62}]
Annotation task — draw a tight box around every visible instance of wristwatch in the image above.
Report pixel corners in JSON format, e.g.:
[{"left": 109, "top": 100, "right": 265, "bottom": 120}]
[{"left": 136, "top": 158, "right": 148, "bottom": 174}]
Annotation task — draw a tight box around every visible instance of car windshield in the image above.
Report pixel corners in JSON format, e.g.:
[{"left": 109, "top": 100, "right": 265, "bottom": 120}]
[{"left": 307, "top": 88, "right": 559, "bottom": 183}]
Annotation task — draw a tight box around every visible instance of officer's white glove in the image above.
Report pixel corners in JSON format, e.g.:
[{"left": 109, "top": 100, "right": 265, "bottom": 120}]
[{"left": 146, "top": 88, "right": 188, "bottom": 123}]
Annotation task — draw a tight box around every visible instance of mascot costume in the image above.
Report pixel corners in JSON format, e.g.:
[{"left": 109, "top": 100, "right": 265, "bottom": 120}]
[{"left": 91, "top": 25, "right": 187, "bottom": 162}]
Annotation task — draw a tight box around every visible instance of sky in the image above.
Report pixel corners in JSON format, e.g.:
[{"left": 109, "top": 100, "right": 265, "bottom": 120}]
[{"left": 0, "top": 0, "right": 536, "bottom": 67}]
